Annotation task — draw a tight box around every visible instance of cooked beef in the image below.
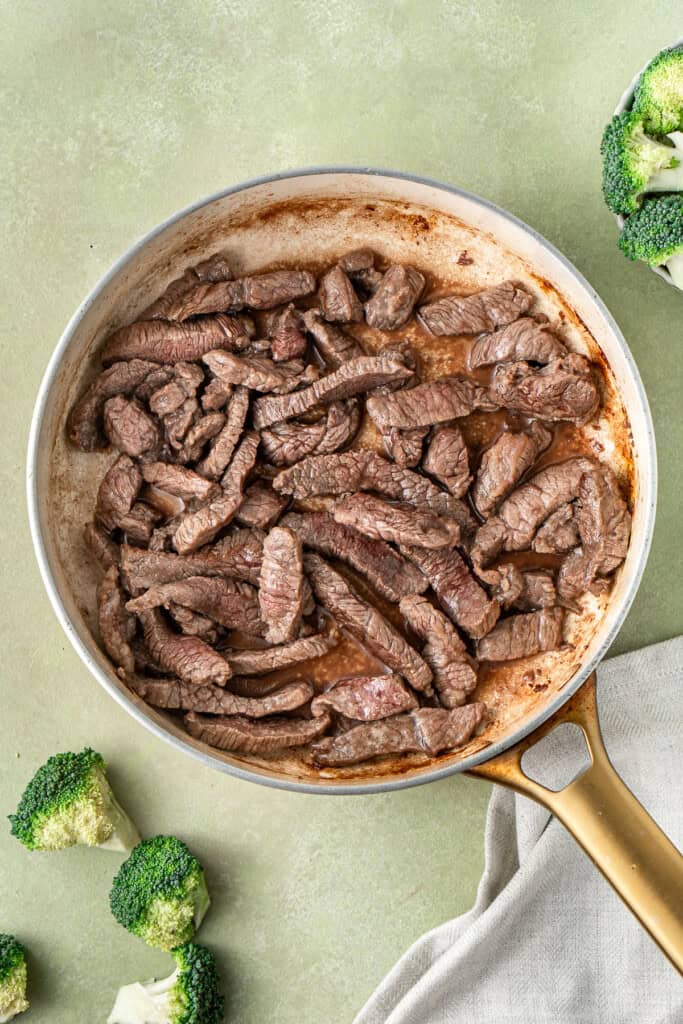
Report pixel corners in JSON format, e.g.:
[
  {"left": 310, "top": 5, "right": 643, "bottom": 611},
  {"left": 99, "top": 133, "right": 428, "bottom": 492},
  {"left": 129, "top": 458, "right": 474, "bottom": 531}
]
[
  {"left": 319, "top": 265, "right": 364, "bottom": 323},
  {"left": 225, "top": 631, "right": 338, "bottom": 675},
  {"left": 130, "top": 675, "right": 313, "bottom": 716},
  {"left": 334, "top": 493, "right": 459, "bottom": 549},
  {"left": 126, "top": 575, "right": 262, "bottom": 633},
  {"left": 164, "top": 398, "right": 200, "bottom": 451},
  {"left": 364, "top": 264, "right": 425, "bottom": 330},
  {"left": 95, "top": 455, "right": 142, "bottom": 532},
  {"left": 512, "top": 571, "right": 557, "bottom": 611},
  {"left": 201, "top": 378, "right": 233, "bottom": 411},
  {"left": 175, "top": 411, "right": 226, "bottom": 464},
  {"left": 422, "top": 425, "right": 471, "bottom": 497},
  {"left": 141, "top": 462, "right": 220, "bottom": 503},
  {"left": 148, "top": 363, "right": 204, "bottom": 417},
  {"left": 311, "top": 703, "right": 485, "bottom": 766},
  {"left": 120, "top": 533, "right": 263, "bottom": 592},
  {"left": 133, "top": 365, "right": 177, "bottom": 402},
  {"left": 84, "top": 521, "right": 120, "bottom": 570},
  {"left": 490, "top": 354, "right": 600, "bottom": 423},
  {"left": 161, "top": 269, "right": 317, "bottom": 320},
  {"left": 532, "top": 503, "right": 580, "bottom": 554},
  {"left": 196, "top": 386, "right": 249, "bottom": 479},
  {"left": 103, "top": 396, "right": 162, "bottom": 458},
  {"left": 252, "top": 353, "right": 413, "bottom": 429},
  {"left": 477, "top": 607, "right": 564, "bottom": 661},
  {"left": 268, "top": 304, "right": 308, "bottom": 362},
  {"left": 209, "top": 528, "right": 265, "bottom": 582},
  {"left": 202, "top": 350, "right": 317, "bottom": 394},
  {"left": 304, "top": 553, "right": 433, "bottom": 692},
  {"left": 281, "top": 511, "right": 428, "bottom": 603},
  {"left": 419, "top": 280, "right": 533, "bottom": 336},
  {"left": 97, "top": 565, "right": 135, "bottom": 675},
  {"left": 469, "top": 317, "right": 567, "bottom": 368},
  {"left": 260, "top": 400, "right": 360, "bottom": 466},
  {"left": 140, "top": 250, "right": 235, "bottom": 320},
  {"left": 168, "top": 604, "right": 218, "bottom": 643},
  {"left": 117, "top": 503, "right": 160, "bottom": 545},
  {"left": 314, "top": 399, "right": 362, "bottom": 455},
  {"left": 382, "top": 426, "right": 428, "bottom": 468},
  {"left": 68, "top": 359, "right": 160, "bottom": 450},
  {"left": 139, "top": 608, "right": 231, "bottom": 685},
  {"left": 338, "top": 249, "right": 376, "bottom": 274},
  {"left": 302, "top": 308, "right": 364, "bottom": 369},
  {"left": 185, "top": 709, "right": 331, "bottom": 753},
  {"left": 259, "top": 527, "right": 304, "bottom": 644},
  {"left": 173, "top": 431, "right": 259, "bottom": 554},
  {"left": 402, "top": 545, "right": 500, "bottom": 639},
  {"left": 475, "top": 562, "right": 525, "bottom": 608},
  {"left": 366, "top": 377, "right": 495, "bottom": 431},
  {"left": 232, "top": 480, "right": 286, "bottom": 530},
  {"left": 311, "top": 675, "right": 418, "bottom": 720},
  {"left": 472, "top": 423, "right": 552, "bottom": 517},
  {"left": 399, "top": 594, "right": 477, "bottom": 708},
  {"left": 149, "top": 381, "right": 188, "bottom": 417},
  {"left": 102, "top": 314, "right": 251, "bottom": 365}
]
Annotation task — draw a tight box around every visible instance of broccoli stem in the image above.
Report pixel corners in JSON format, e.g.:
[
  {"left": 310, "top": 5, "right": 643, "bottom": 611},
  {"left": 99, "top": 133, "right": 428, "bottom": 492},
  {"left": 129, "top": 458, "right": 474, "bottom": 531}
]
[
  {"left": 666, "top": 252, "right": 683, "bottom": 290},
  {"left": 98, "top": 782, "right": 141, "bottom": 852},
  {"left": 647, "top": 132, "right": 683, "bottom": 193},
  {"left": 107, "top": 971, "right": 178, "bottom": 1024},
  {"left": 193, "top": 873, "right": 211, "bottom": 929}
]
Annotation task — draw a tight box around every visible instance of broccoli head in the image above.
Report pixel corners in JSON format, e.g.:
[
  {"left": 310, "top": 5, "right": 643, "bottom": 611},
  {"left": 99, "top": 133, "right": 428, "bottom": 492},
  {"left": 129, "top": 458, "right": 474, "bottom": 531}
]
[
  {"left": 618, "top": 194, "right": 683, "bottom": 289},
  {"left": 601, "top": 111, "right": 683, "bottom": 214},
  {"left": 633, "top": 45, "right": 683, "bottom": 134},
  {"left": 0, "top": 934, "right": 28, "bottom": 1022},
  {"left": 109, "top": 836, "right": 210, "bottom": 951},
  {"left": 8, "top": 748, "right": 140, "bottom": 852}
]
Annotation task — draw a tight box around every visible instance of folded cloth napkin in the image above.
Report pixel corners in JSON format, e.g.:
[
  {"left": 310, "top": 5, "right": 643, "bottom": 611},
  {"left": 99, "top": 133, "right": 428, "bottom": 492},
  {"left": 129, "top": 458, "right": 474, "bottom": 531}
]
[{"left": 354, "top": 637, "right": 683, "bottom": 1024}]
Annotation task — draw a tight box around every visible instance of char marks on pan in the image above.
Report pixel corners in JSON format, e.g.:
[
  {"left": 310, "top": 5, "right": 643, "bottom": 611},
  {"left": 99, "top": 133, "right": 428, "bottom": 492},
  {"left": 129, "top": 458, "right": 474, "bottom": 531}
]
[
  {"left": 311, "top": 675, "right": 418, "bottom": 720},
  {"left": 419, "top": 280, "right": 533, "bottom": 335}
]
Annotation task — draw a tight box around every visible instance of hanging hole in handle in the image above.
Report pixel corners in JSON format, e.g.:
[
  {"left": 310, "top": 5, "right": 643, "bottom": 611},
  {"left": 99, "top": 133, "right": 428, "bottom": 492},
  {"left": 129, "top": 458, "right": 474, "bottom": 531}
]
[{"left": 520, "top": 722, "right": 592, "bottom": 792}]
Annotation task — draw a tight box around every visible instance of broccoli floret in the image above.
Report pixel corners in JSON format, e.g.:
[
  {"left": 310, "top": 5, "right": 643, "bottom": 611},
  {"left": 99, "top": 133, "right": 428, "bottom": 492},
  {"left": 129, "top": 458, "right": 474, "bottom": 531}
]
[
  {"left": 618, "top": 194, "right": 683, "bottom": 289},
  {"left": 8, "top": 748, "right": 140, "bottom": 852},
  {"left": 633, "top": 45, "right": 683, "bottom": 134},
  {"left": 109, "top": 836, "right": 210, "bottom": 951},
  {"left": 0, "top": 935, "right": 28, "bottom": 1022},
  {"left": 107, "top": 941, "right": 223, "bottom": 1024},
  {"left": 601, "top": 111, "right": 683, "bottom": 214}
]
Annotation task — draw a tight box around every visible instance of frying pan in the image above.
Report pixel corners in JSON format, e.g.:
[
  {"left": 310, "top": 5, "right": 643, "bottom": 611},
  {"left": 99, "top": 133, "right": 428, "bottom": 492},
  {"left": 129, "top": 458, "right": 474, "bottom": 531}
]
[{"left": 26, "top": 168, "right": 683, "bottom": 971}]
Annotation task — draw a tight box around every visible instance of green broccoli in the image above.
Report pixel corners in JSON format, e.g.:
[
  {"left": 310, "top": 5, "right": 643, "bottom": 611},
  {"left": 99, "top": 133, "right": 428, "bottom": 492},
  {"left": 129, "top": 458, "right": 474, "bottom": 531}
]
[
  {"left": 633, "top": 45, "right": 683, "bottom": 134},
  {"left": 0, "top": 935, "right": 29, "bottom": 1022},
  {"left": 601, "top": 111, "right": 683, "bottom": 214},
  {"left": 618, "top": 194, "right": 683, "bottom": 289},
  {"left": 109, "top": 836, "right": 210, "bottom": 951},
  {"left": 107, "top": 941, "right": 223, "bottom": 1024},
  {"left": 8, "top": 748, "right": 140, "bottom": 852}
]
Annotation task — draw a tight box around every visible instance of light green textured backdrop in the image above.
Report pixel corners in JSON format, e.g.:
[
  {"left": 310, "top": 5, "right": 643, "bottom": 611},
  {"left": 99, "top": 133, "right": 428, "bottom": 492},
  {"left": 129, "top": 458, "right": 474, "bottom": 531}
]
[{"left": 1, "top": 2, "right": 681, "bottom": 1021}]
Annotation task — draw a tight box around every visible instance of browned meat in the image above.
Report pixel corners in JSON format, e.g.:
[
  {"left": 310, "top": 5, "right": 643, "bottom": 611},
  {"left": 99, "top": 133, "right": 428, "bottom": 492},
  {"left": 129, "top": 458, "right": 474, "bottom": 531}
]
[
  {"left": 233, "top": 480, "right": 286, "bottom": 530},
  {"left": 121, "top": 533, "right": 263, "bottom": 592},
  {"left": 419, "top": 280, "right": 533, "bottom": 336},
  {"left": 126, "top": 575, "right": 262, "bottom": 633},
  {"left": 161, "top": 269, "right": 316, "bottom": 320},
  {"left": 97, "top": 565, "right": 135, "bottom": 675},
  {"left": 196, "top": 386, "right": 249, "bottom": 479},
  {"left": 148, "top": 363, "right": 204, "bottom": 418},
  {"left": 252, "top": 353, "right": 413, "bottom": 429},
  {"left": 201, "top": 378, "right": 232, "bottom": 411},
  {"left": 133, "top": 366, "right": 177, "bottom": 402},
  {"left": 259, "top": 527, "right": 304, "bottom": 644},
  {"left": 364, "top": 265, "right": 425, "bottom": 330},
  {"left": 334, "top": 493, "right": 460, "bottom": 549},
  {"left": 225, "top": 631, "right": 338, "bottom": 675},
  {"left": 84, "top": 521, "right": 120, "bottom": 570},
  {"left": 490, "top": 354, "right": 600, "bottom": 423},
  {"left": 472, "top": 423, "right": 552, "bottom": 517},
  {"left": 366, "top": 377, "right": 495, "bottom": 431},
  {"left": 512, "top": 571, "right": 557, "bottom": 611},
  {"left": 304, "top": 554, "right": 433, "bottom": 692},
  {"left": 117, "top": 503, "right": 160, "bottom": 545},
  {"left": 103, "top": 396, "right": 162, "bottom": 458},
  {"left": 202, "top": 350, "right": 317, "bottom": 394},
  {"left": 400, "top": 594, "right": 477, "bottom": 708},
  {"left": 129, "top": 675, "right": 313, "bottom": 716},
  {"left": 260, "top": 400, "right": 360, "bottom": 466},
  {"left": 402, "top": 545, "right": 500, "bottom": 639},
  {"left": 319, "top": 265, "right": 364, "bottom": 323},
  {"left": 95, "top": 455, "right": 142, "bottom": 532},
  {"left": 282, "top": 511, "right": 427, "bottom": 603},
  {"left": 141, "top": 463, "right": 220, "bottom": 502},
  {"left": 311, "top": 675, "right": 418, "bottom": 720},
  {"left": 533, "top": 503, "right": 580, "bottom": 554},
  {"left": 339, "top": 249, "right": 383, "bottom": 294},
  {"left": 268, "top": 304, "right": 308, "bottom": 362},
  {"left": 173, "top": 432, "right": 259, "bottom": 554},
  {"left": 185, "top": 709, "right": 331, "bottom": 753},
  {"left": 167, "top": 604, "right": 218, "bottom": 643},
  {"left": 311, "top": 703, "right": 485, "bottom": 766},
  {"left": 422, "top": 426, "right": 471, "bottom": 497},
  {"left": 164, "top": 398, "right": 200, "bottom": 452},
  {"left": 382, "top": 426, "right": 428, "bottom": 468},
  {"left": 102, "top": 315, "right": 251, "bottom": 365},
  {"left": 140, "top": 250, "right": 235, "bottom": 320},
  {"left": 210, "top": 528, "right": 265, "bottom": 581},
  {"left": 302, "top": 308, "right": 364, "bottom": 369},
  {"left": 477, "top": 607, "right": 564, "bottom": 661},
  {"left": 469, "top": 318, "right": 567, "bottom": 368},
  {"left": 175, "top": 411, "right": 226, "bottom": 464},
  {"left": 149, "top": 381, "right": 188, "bottom": 417},
  {"left": 475, "top": 562, "right": 525, "bottom": 608},
  {"left": 315, "top": 399, "right": 362, "bottom": 455},
  {"left": 139, "top": 608, "right": 231, "bottom": 685},
  {"left": 68, "top": 359, "right": 159, "bottom": 450}
]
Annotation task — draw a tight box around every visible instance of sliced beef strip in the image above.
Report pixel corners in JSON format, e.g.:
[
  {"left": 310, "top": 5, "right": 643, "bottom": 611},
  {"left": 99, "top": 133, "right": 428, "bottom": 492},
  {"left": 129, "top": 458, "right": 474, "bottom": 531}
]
[
  {"left": 472, "top": 423, "right": 553, "bottom": 518},
  {"left": 401, "top": 545, "right": 500, "bottom": 639},
  {"left": 399, "top": 594, "right": 477, "bottom": 708},
  {"left": 141, "top": 462, "right": 220, "bottom": 503},
  {"left": 512, "top": 571, "right": 557, "bottom": 611},
  {"left": 133, "top": 366, "right": 177, "bottom": 402},
  {"left": 338, "top": 249, "right": 377, "bottom": 274},
  {"left": 382, "top": 426, "right": 428, "bottom": 468},
  {"left": 126, "top": 575, "right": 263, "bottom": 634},
  {"left": 235, "top": 480, "right": 288, "bottom": 530},
  {"left": 173, "top": 431, "right": 259, "bottom": 554},
  {"left": 333, "top": 493, "right": 460, "bottom": 550},
  {"left": 97, "top": 565, "right": 136, "bottom": 676},
  {"left": 95, "top": 455, "right": 142, "bottom": 533},
  {"left": 209, "top": 528, "right": 265, "bottom": 583},
  {"left": 148, "top": 363, "right": 204, "bottom": 417},
  {"left": 202, "top": 350, "right": 318, "bottom": 395},
  {"left": 168, "top": 604, "right": 218, "bottom": 643},
  {"left": 281, "top": 511, "right": 428, "bottom": 604},
  {"left": 102, "top": 396, "right": 162, "bottom": 458},
  {"left": 117, "top": 503, "right": 160, "bottom": 545},
  {"left": 302, "top": 307, "right": 364, "bottom": 369},
  {"left": 422, "top": 425, "right": 471, "bottom": 497},
  {"left": 311, "top": 703, "right": 485, "bottom": 766},
  {"left": 68, "top": 359, "right": 161, "bottom": 451},
  {"left": 102, "top": 314, "right": 252, "bottom": 365},
  {"left": 532, "top": 503, "right": 580, "bottom": 554},
  {"left": 366, "top": 377, "right": 495, "bottom": 432},
  {"left": 475, "top": 561, "right": 525, "bottom": 609},
  {"left": 120, "top": 533, "right": 263, "bottom": 592},
  {"left": 184, "top": 709, "right": 331, "bottom": 754},
  {"left": 252, "top": 352, "right": 413, "bottom": 429},
  {"left": 259, "top": 527, "right": 304, "bottom": 645},
  {"left": 225, "top": 631, "right": 338, "bottom": 675},
  {"left": 175, "top": 411, "right": 226, "bottom": 464},
  {"left": 140, "top": 250, "right": 235, "bottom": 320},
  {"left": 490, "top": 354, "right": 600, "bottom": 423},
  {"left": 314, "top": 399, "right": 362, "bottom": 455},
  {"left": 161, "top": 269, "right": 317, "bottom": 320},
  {"left": 304, "top": 553, "right": 433, "bottom": 693},
  {"left": 139, "top": 608, "right": 231, "bottom": 685},
  {"left": 267, "top": 304, "right": 308, "bottom": 362},
  {"left": 477, "top": 607, "right": 564, "bottom": 661},
  {"left": 364, "top": 264, "right": 426, "bottom": 330},
  {"left": 129, "top": 675, "right": 313, "bottom": 716},
  {"left": 469, "top": 317, "right": 567, "bottom": 368},
  {"left": 196, "top": 385, "right": 250, "bottom": 479},
  {"left": 201, "top": 378, "right": 233, "bottom": 411},
  {"left": 84, "top": 521, "right": 120, "bottom": 570},
  {"left": 319, "top": 265, "right": 364, "bottom": 323},
  {"left": 419, "top": 280, "right": 534, "bottom": 336},
  {"left": 149, "top": 381, "right": 188, "bottom": 417},
  {"left": 164, "top": 397, "right": 200, "bottom": 452},
  {"left": 311, "top": 675, "right": 417, "bottom": 720},
  {"left": 260, "top": 400, "right": 360, "bottom": 467}
]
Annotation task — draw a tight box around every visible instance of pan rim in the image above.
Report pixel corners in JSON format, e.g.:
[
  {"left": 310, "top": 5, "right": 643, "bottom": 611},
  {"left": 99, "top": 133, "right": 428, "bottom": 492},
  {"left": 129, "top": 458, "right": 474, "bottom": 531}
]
[{"left": 26, "top": 164, "right": 657, "bottom": 795}]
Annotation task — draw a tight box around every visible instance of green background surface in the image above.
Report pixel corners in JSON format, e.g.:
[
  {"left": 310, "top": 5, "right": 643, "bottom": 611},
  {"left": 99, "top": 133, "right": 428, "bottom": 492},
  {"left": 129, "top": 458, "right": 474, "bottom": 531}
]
[{"left": 1, "top": 2, "right": 681, "bottom": 1021}]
